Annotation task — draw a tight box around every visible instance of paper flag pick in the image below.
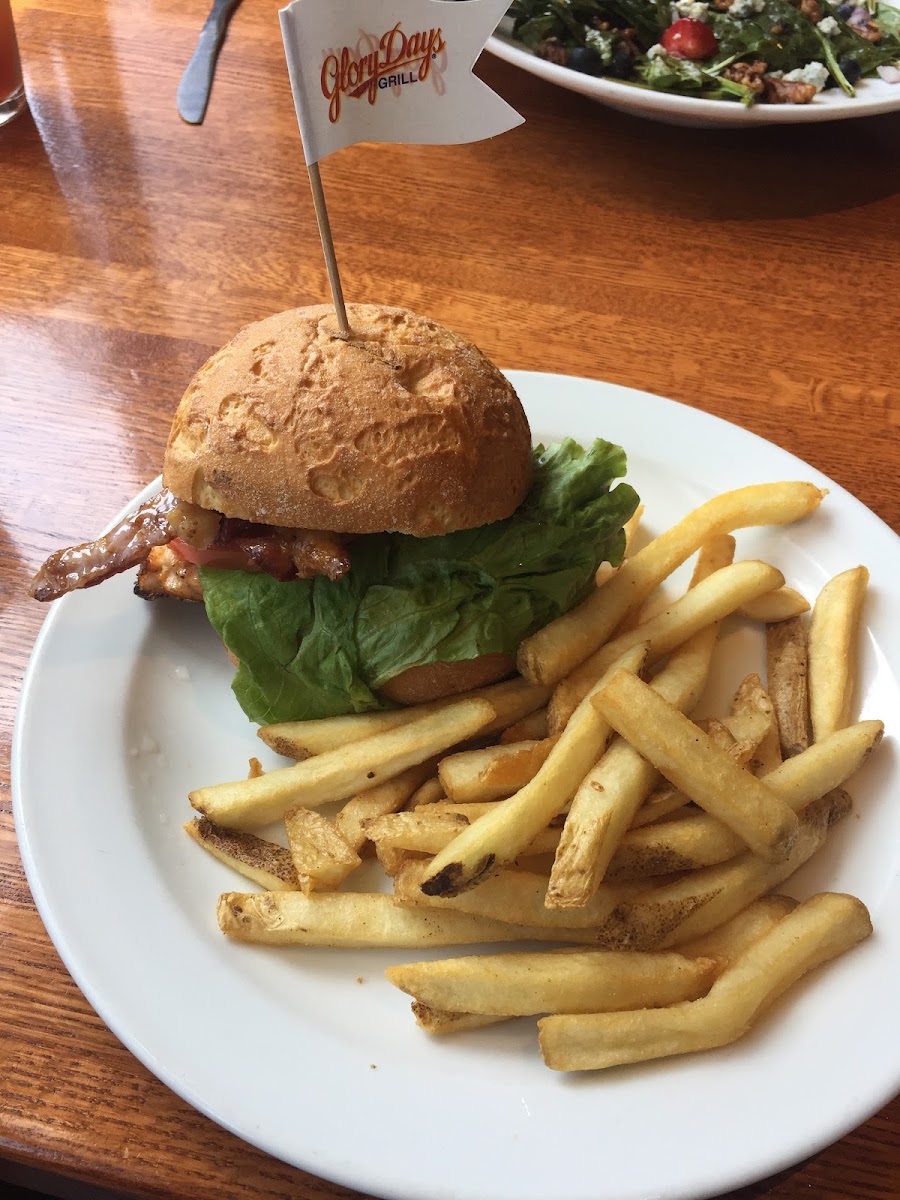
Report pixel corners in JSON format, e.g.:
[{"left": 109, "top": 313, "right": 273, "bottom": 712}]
[{"left": 280, "top": 0, "right": 523, "bottom": 166}]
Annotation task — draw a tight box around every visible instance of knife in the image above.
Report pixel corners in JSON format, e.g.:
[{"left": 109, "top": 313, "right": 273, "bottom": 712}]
[{"left": 177, "top": 0, "right": 243, "bottom": 125}]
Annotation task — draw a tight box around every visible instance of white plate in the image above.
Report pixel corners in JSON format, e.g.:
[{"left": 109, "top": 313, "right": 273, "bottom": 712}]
[
  {"left": 487, "top": 32, "right": 900, "bottom": 127},
  {"left": 13, "top": 373, "right": 900, "bottom": 1200}
]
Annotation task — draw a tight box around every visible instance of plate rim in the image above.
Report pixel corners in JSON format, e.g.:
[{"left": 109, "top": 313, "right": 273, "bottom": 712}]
[
  {"left": 12, "top": 370, "right": 900, "bottom": 1200},
  {"left": 486, "top": 31, "right": 900, "bottom": 124}
]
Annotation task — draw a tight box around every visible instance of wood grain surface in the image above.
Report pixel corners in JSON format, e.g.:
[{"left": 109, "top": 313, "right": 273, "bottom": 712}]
[{"left": 1, "top": 1, "right": 898, "bottom": 1198}]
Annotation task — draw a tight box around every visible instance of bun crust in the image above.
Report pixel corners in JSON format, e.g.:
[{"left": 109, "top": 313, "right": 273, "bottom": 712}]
[
  {"left": 163, "top": 305, "right": 532, "bottom": 536},
  {"left": 378, "top": 654, "right": 516, "bottom": 705}
]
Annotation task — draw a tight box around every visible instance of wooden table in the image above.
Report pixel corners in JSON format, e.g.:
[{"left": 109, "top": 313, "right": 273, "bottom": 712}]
[{"left": 1, "top": 1, "right": 898, "bottom": 1197}]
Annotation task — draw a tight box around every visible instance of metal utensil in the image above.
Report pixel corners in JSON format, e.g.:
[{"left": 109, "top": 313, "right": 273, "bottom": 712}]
[{"left": 177, "top": 0, "right": 243, "bottom": 125}]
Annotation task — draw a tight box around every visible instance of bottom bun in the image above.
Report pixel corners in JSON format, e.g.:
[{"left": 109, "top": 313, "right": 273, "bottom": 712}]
[{"left": 378, "top": 654, "right": 516, "bottom": 706}]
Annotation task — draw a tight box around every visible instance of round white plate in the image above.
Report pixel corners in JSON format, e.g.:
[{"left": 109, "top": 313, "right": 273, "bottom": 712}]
[
  {"left": 13, "top": 374, "right": 900, "bottom": 1200},
  {"left": 487, "top": 31, "right": 900, "bottom": 127}
]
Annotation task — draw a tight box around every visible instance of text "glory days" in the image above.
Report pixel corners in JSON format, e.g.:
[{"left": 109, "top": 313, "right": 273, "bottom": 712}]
[{"left": 321, "top": 23, "right": 447, "bottom": 123}]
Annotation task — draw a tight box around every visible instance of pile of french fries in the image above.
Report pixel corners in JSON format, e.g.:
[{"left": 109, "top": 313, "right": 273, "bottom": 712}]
[{"left": 187, "top": 481, "right": 881, "bottom": 1072}]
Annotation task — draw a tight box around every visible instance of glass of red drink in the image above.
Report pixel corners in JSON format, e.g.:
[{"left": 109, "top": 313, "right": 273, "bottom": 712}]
[{"left": 0, "top": 0, "right": 25, "bottom": 127}]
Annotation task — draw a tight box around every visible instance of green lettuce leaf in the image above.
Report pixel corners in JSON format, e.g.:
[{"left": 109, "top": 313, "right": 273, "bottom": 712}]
[{"left": 200, "top": 439, "right": 639, "bottom": 724}]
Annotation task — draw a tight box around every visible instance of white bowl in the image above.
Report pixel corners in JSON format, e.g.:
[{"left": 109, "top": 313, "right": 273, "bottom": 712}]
[{"left": 487, "top": 32, "right": 900, "bottom": 127}]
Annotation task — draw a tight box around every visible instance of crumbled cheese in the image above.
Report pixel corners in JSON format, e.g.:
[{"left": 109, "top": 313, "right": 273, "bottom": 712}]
[
  {"left": 647, "top": 43, "right": 667, "bottom": 59},
  {"left": 671, "top": 0, "right": 710, "bottom": 18},
  {"left": 584, "top": 27, "right": 615, "bottom": 62},
  {"left": 817, "top": 15, "right": 840, "bottom": 35},
  {"left": 783, "top": 60, "right": 830, "bottom": 91},
  {"left": 729, "top": 0, "right": 766, "bottom": 16}
]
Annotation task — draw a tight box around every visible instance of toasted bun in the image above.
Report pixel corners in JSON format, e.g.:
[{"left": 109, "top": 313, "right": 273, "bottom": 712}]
[
  {"left": 163, "top": 304, "right": 532, "bottom": 537},
  {"left": 378, "top": 654, "right": 516, "bottom": 705}
]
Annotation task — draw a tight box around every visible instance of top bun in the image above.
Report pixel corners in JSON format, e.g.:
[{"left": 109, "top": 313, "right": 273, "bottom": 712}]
[{"left": 163, "top": 304, "right": 532, "bottom": 537}]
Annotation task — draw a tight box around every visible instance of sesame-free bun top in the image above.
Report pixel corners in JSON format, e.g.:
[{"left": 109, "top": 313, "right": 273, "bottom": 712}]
[{"left": 163, "top": 304, "right": 532, "bottom": 537}]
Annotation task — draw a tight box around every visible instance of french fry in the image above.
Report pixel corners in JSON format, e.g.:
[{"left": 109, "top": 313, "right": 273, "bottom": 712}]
[
  {"left": 767, "top": 616, "right": 810, "bottom": 758},
  {"left": 375, "top": 843, "right": 420, "bottom": 879},
  {"left": 218, "top": 890, "right": 604, "bottom": 948},
  {"left": 602, "top": 717, "right": 881, "bottom": 882},
  {"left": 660, "top": 788, "right": 852, "bottom": 947},
  {"left": 546, "top": 737, "right": 661, "bottom": 908},
  {"left": 386, "top": 948, "right": 719, "bottom": 1016},
  {"left": 549, "top": 560, "right": 784, "bottom": 732},
  {"left": 284, "top": 806, "right": 361, "bottom": 893},
  {"left": 332, "top": 762, "right": 436, "bottom": 854},
  {"left": 499, "top": 709, "right": 549, "bottom": 744},
  {"left": 509, "top": 826, "right": 564, "bottom": 856},
  {"left": 592, "top": 671, "right": 799, "bottom": 862},
  {"left": 407, "top": 777, "right": 445, "bottom": 808},
  {"left": 258, "top": 678, "right": 550, "bottom": 759},
  {"left": 738, "top": 586, "right": 809, "bottom": 623},
  {"left": 614, "top": 786, "right": 854, "bottom": 882},
  {"left": 809, "top": 566, "right": 869, "bottom": 743},
  {"left": 677, "top": 895, "right": 798, "bottom": 963},
  {"left": 424, "top": 800, "right": 503, "bottom": 820},
  {"left": 546, "top": 537, "right": 735, "bottom": 909},
  {"left": 414, "top": 899, "right": 794, "bottom": 1033},
  {"left": 184, "top": 816, "right": 299, "bottom": 891},
  {"left": 438, "top": 738, "right": 558, "bottom": 803},
  {"left": 629, "top": 787, "right": 693, "bottom": 828},
  {"left": 512, "top": 851, "right": 557, "bottom": 874},
  {"left": 538, "top": 892, "right": 871, "bottom": 1071},
  {"left": 616, "top": 534, "right": 738, "bottom": 637},
  {"left": 593, "top": 787, "right": 850, "bottom": 952},
  {"left": 699, "top": 714, "right": 769, "bottom": 767},
  {"left": 394, "top": 861, "right": 625, "bottom": 933},
  {"left": 416, "top": 644, "right": 647, "bottom": 898},
  {"left": 190, "top": 697, "right": 496, "bottom": 830},
  {"left": 605, "top": 773, "right": 847, "bottom": 883},
  {"left": 411, "top": 1002, "right": 504, "bottom": 1034},
  {"left": 364, "top": 810, "right": 561, "bottom": 857},
  {"left": 603, "top": 815, "right": 743, "bottom": 882},
  {"left": 365, "top": 810, "right": 471, "bottom": 854},
  {"left": 731, "top": 674, "right": 781, "bottom": 776},
  {"left": 517, "top": 482, "right": 825, "bottom": 687}
]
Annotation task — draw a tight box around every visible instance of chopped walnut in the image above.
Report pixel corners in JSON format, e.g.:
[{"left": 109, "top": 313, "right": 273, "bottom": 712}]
[
  {"left": 848, "top": 9, "right": 883, "bottom": 41},
  {"left": 724, "top": 59, "right": 769, "bottom": 94},
  {"left": 764, "top": 76, "right": 818, "bottom": 103},
  {"left": 591, "top": 17, "right": 613, "bottom": 30},
  {"left": 620, "top": 26, "right": 641, "bottom": 55},
  {"left": 536, "top": 37, "right": 568, "bottom": 65},
  {"left": 714, "top": 0, "right": 734, "bottom": 10},
  {"left": 799, "top": 0, "right": 822, "bottom": 22}
]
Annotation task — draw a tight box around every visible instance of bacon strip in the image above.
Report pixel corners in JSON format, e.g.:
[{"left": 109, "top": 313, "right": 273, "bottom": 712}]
[
  {"left": 30, "top": 490, "right": 179, "bottom": 603},
  {"left": 31, "top": 498, "right": 352, "bottom": 603},
  {"left": 212, "top": 521, "right": 351, "bottom": 583}
]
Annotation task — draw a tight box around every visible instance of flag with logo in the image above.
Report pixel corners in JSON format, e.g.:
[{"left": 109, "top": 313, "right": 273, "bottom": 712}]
[{"left": 279, "top": 0, "right": 523, "bottom": 165}]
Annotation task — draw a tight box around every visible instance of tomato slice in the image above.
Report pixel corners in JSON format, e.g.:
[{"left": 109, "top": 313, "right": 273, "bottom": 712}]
[{"left": 169, "top": 537, "right": 255, "bottom": 572}]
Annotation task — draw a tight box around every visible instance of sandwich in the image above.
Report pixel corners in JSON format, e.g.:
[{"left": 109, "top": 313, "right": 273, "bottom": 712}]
[{"left": 30, "top": 303, "right": 639, "bottom": 722}]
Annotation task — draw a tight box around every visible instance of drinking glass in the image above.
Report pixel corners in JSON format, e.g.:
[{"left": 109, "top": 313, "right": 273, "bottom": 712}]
[{"left": 0, "top": 0, "right": 25, "bottom": 128}]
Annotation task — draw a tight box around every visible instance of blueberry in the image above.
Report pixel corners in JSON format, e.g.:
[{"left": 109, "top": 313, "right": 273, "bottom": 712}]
[
  {"left": 606, "top": 43, "right": 635, "bottom": 79},
  {"left": 835, "top": 3, "right": 853, "bottom": 17},
  {"left": 568, "top": 46, "right": 603, "bottom": 74},
  {"left": 837, "top": 56, "right": 862, "bottom": 84}
]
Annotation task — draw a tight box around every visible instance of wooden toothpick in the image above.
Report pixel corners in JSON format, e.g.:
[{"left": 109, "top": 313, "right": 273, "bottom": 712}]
[{"left": 306, "top": 162, "right": 351, "bottom": 338}]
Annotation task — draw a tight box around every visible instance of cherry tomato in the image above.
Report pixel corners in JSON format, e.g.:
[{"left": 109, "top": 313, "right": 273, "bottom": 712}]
[
  {"left": 170, "top": 537, "right": 253, "bottom": 572},
  {"left": 660, "top": 18, "right": 719, "bottom": 60}
]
